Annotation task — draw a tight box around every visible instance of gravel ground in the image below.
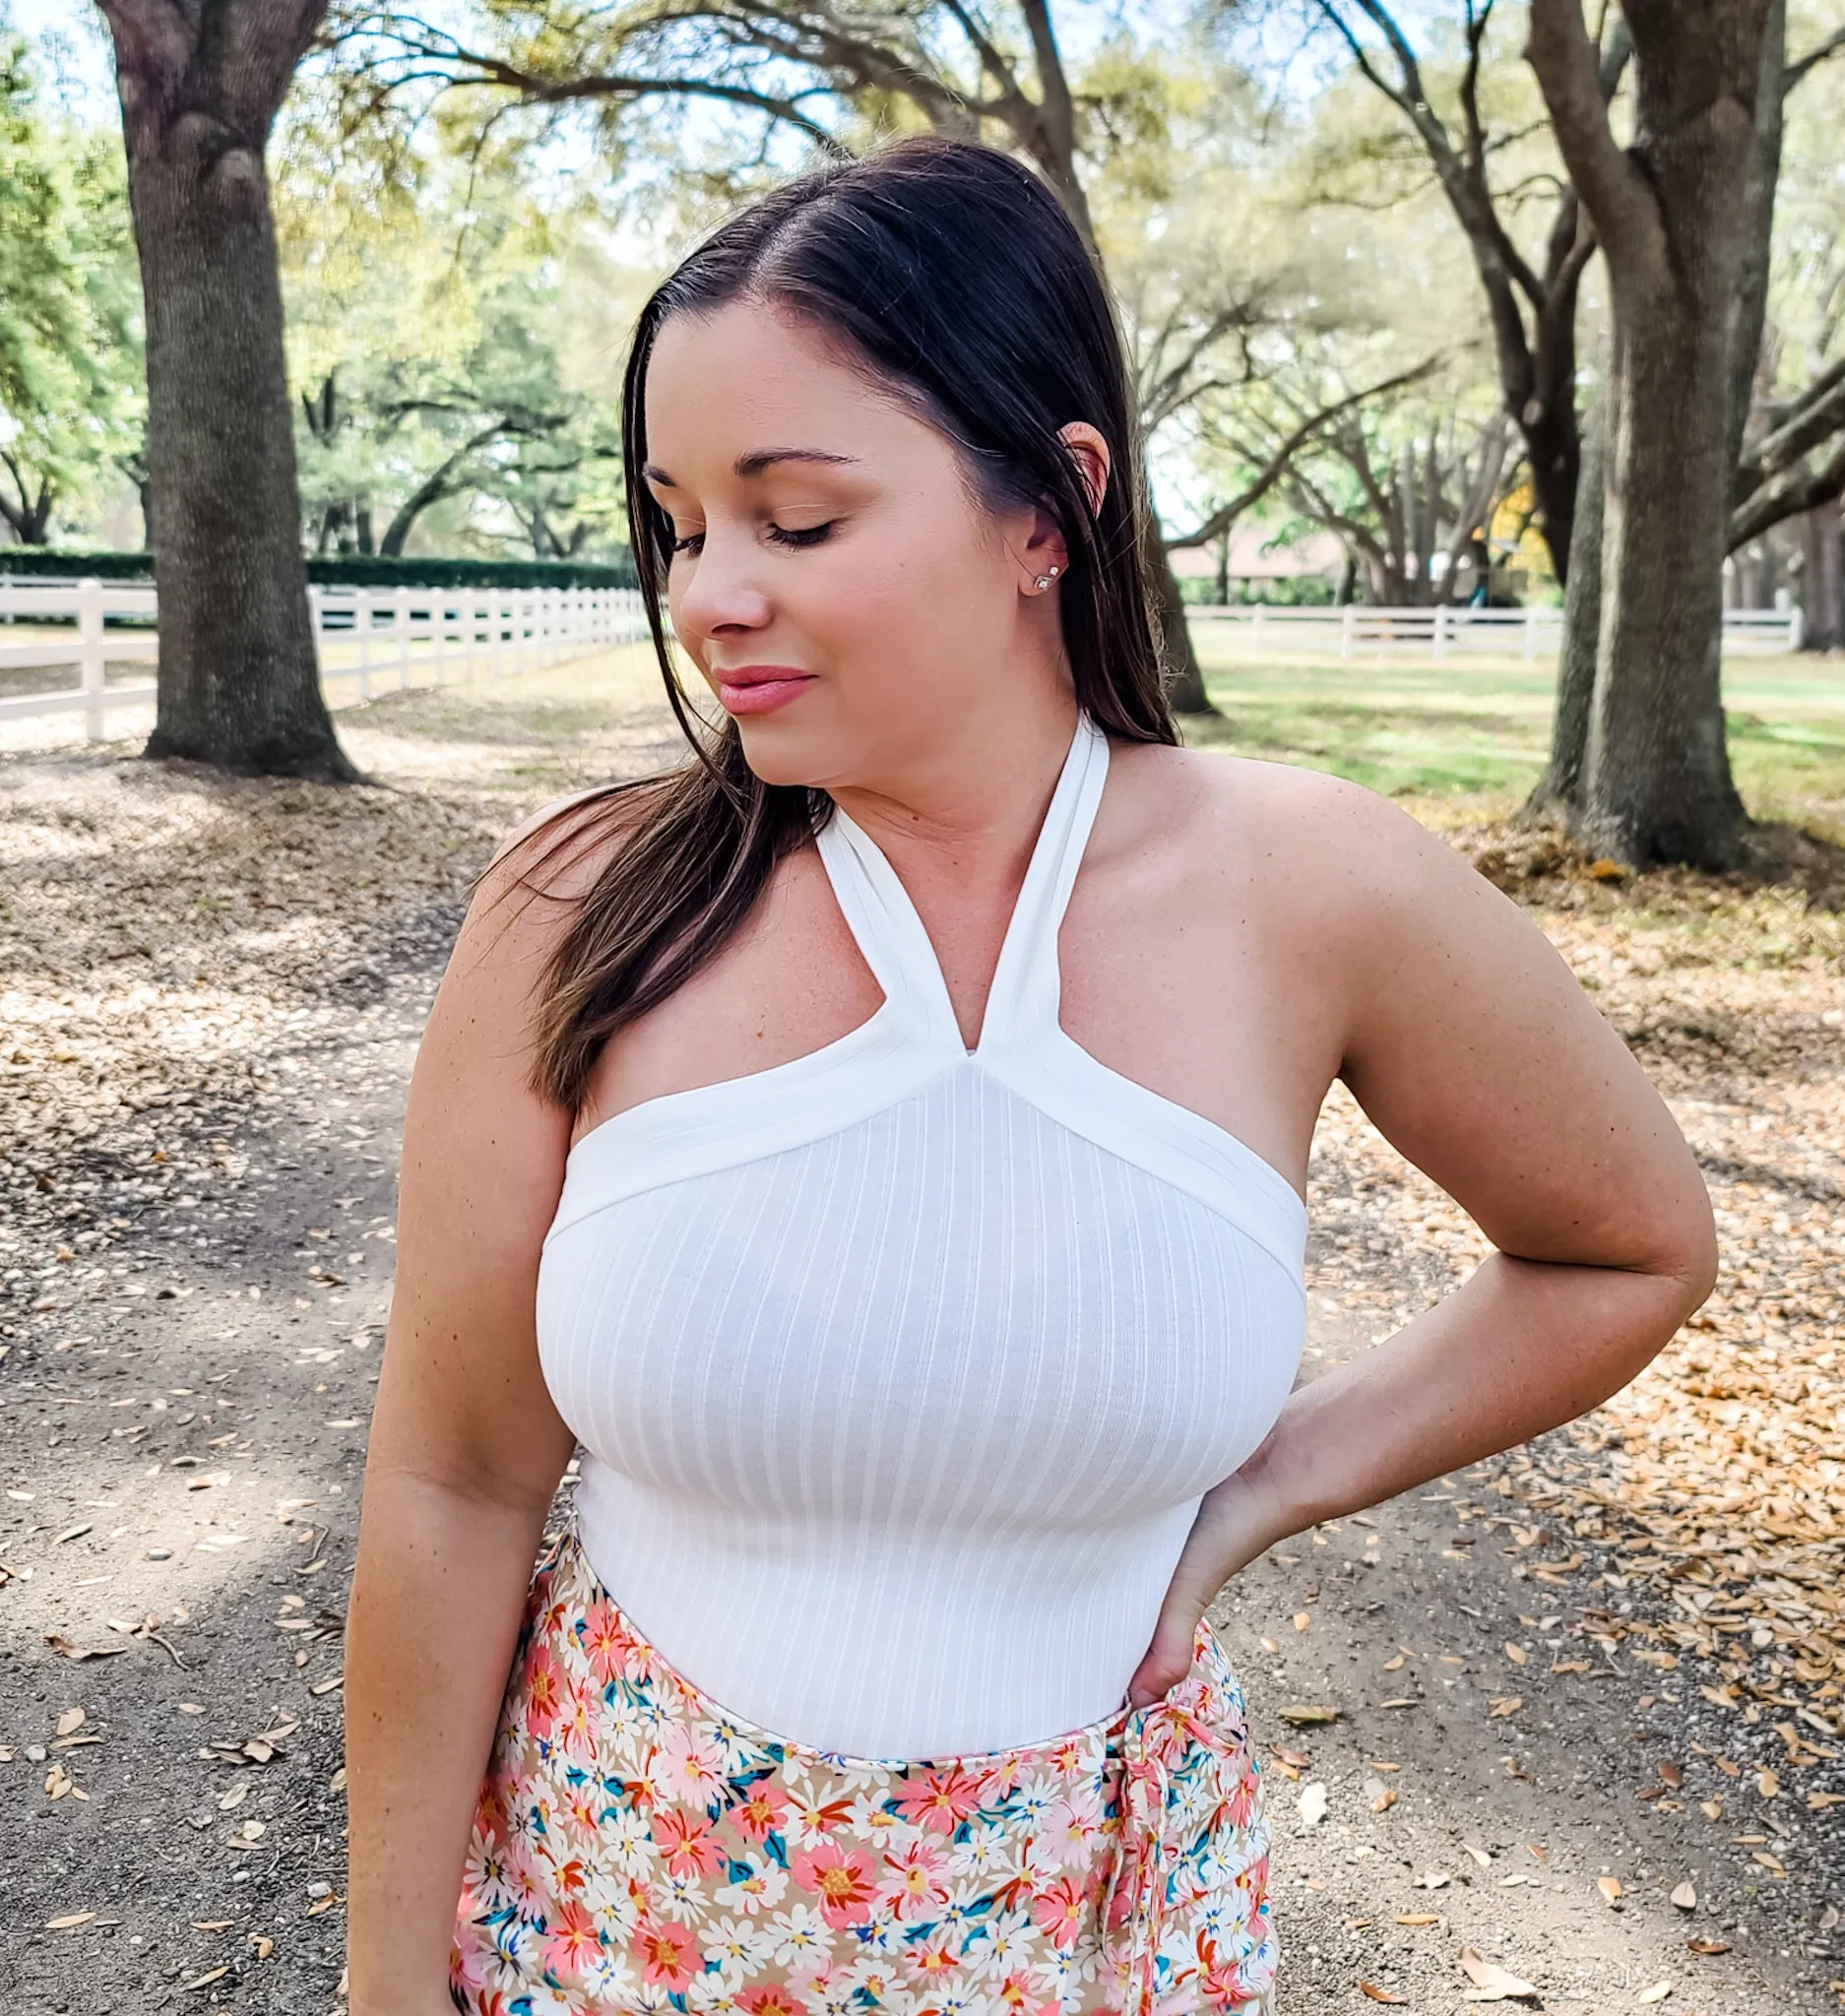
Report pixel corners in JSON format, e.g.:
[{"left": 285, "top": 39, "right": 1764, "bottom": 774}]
[{"left": 0, "top": 660, "right": 1839, "bottom": 2015}]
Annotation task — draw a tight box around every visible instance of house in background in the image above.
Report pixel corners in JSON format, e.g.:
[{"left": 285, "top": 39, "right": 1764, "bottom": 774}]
[{"left": 1168, "top": 526, "right": 1347, "bottom": 603}]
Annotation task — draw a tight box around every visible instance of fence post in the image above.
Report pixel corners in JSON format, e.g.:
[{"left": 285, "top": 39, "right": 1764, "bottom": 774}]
[
  {"left": 356, "top": 589, "right": 373, "bottom": 702},
  {"left": 432, "top": 589, "right": 448, "bottom": 687},
  {"left": 308, "top": 586, "right": 325, "bottom": 678},
  {"left": 1788, "top": 605, "right": 1804, "bottom": 653},
  {"left": 394, "top": 586, "right": 412, "bottom": 689},
  {"left": 1432, "top": 603, "right": 1448, "bottom": 660},
  {"left": 79, "top": 577, "right": 106, "bottom": 740},
  {"left": 1340, "top": 604, "right": 1355, "bottom": 661},
  {"left": 459, "top": 588, "right": 476, "bottom": 683}
]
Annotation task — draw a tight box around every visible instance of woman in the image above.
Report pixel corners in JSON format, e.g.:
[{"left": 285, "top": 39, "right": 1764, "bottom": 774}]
[{"left": 343, "top": 137, "right": 1716, "bottom": 2016}]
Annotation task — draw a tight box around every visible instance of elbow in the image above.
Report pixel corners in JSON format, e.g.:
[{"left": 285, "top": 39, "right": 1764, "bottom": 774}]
[{"left": 1643, "top": 1190, "right": 1721, "bottom": 1335}]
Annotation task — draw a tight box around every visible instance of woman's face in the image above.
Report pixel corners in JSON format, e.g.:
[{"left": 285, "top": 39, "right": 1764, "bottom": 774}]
[{"left": 641, "top": 297, "right": 1094, "bottom": 792}]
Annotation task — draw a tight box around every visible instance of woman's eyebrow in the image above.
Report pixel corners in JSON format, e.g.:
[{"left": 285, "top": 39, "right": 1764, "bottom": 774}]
[{"left": 643, "top": 448, "right": 862, "bottom": 487}]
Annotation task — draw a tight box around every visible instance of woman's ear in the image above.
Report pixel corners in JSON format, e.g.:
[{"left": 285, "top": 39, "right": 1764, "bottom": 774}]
[
  {"left": 1019, "top": 422, "right": 1112, "bottom": 591},
  {"left": 1058, "top": 421, "right": 1111, "bottom": 518}
]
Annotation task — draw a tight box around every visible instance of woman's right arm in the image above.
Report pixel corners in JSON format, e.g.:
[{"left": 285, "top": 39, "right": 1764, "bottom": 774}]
[{"left": 344, "top": 810, "right": 601, "bottom": 2015}]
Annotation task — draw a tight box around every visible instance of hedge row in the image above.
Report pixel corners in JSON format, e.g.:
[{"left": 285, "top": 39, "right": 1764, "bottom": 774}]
[{"left": 0, "top": 548, "right": 640, "bottom": 591}]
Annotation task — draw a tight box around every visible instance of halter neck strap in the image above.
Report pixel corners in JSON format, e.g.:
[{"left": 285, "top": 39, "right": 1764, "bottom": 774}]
[{"left": 813, "top": 713, "right": 1111, "bottom": 1057}]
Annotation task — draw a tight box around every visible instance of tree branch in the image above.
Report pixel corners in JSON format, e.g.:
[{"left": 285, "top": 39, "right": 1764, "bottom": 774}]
[
  {"left": 1164, "top": 358, "right": 1442, "bottom": 549},
  {"left": 1525, "top": 0, "right": 1658, "bottom": 275},
  {"left": 1783, "top": 24, "right": 1845, "bottom": 95},
  {"left": 1727, "top": 432, "right": 1845, "bottom": 549}
]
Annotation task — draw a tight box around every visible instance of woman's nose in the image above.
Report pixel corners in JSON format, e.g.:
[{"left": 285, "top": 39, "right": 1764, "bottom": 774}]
[{"left": 673, "top": 530, "right": 773, "bottom": 640}]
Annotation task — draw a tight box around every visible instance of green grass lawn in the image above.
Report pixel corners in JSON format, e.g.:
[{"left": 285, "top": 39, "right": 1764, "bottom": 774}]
[
  {"left": 334, "top": 637, "right": 1845, "bottom": 842},
  {"left": 1187, "top": 647, "right": 1845, "bottom": 838}
]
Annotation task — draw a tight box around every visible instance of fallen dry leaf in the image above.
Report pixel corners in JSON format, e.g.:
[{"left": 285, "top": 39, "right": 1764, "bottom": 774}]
[
  {"left": 1371, "top": 1788, "right": 1398, "bottom": 1813},
  {"left": 1360, "top": 1985, "right": 1408, "bottom": 2004},
  {"left": 1757, "top": 1767, "right": 1780, "bottom": 1798},
  {"left": 1458, "top": 1946, "right": 1538, "bottom": 2001},
  {"left": 1598, "top": 1876, "right": 1622, "bottom": 1904},
  {"left": 1298, "top": 1783, "right": 1329, "bottom": 1827},
  {"left": 1636, "top": 1984, "right": 1672, "bottom": 2005},
  {"left": 45, "top": 1912, "right": 96, "bottom": 1930},
  {"left": 1687, "top": 1938, "right": 1732, "bottom": 1956},
  {"left": 1488, "top": 1696, "right": 1522, "bottom": 1718},
  {"left": 54, "top": 1708, "right": 84, "bottom": 1737},
  {"left": 1278, "top": 1703, "right": 1338, "bottom": 1726},
  {"left": 1396, "top": 1914, "right": 1440, "bottom": 1926},
  {"left": 1292, "top": 1611, "right": 1311, "bottom": 1632},
  {"left": 1671, "top": 1880, "right": 1697, "bottom": 1911},
  {"left": 1504, "top": 1642, "right": 1527, "bottom": 1665},
  {"left": 1460, "top": 1843, "right": 1494, "bottom": 1868}
]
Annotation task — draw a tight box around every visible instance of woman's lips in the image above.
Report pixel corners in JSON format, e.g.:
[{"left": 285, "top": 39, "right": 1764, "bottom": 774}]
[{"left": 716, "top": 669, "right": 815, "bottom": 716}]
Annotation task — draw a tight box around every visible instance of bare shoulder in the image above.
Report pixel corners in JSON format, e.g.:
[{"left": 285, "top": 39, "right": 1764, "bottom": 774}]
[
  {"left": 1105, "top": 740, "right": 1466, "bottom": 920},
  {"left": 455, "top": 779, "right": 668, "bottom": 995}
]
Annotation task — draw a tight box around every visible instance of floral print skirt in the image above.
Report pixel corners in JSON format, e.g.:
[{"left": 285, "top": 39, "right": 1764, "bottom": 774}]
[{"left": 449, "top": 1521, "right": 1277, "bottom": 2016}]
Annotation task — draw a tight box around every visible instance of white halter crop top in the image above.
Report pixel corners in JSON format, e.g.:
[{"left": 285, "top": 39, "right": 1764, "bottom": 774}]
[{"left": 537, "top": 711, "right": 1307, "bottom": 1762}]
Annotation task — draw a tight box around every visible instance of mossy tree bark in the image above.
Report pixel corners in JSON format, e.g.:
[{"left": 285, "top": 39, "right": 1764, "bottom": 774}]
[{"left": 98, "top": 0, "right": 359, "bottom": 783}]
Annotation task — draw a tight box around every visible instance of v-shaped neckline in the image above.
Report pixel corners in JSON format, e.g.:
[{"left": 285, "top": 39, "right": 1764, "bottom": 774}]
[{"left": 814, "top": 714, "right": 1110, "bottom": 1060}]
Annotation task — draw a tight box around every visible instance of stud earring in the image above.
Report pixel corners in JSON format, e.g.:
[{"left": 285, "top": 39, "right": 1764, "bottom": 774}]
[{"left": 1033, "top": 564, "right": 1061, "bottom": 591}]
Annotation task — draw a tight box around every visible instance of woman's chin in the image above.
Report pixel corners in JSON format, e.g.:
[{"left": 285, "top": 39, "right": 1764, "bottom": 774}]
[{"left": 732, "top": 712, "right": 837, "bottom": 790}]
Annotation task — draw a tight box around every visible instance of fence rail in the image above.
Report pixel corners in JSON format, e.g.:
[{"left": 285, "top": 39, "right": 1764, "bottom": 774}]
[
  {"left": 0, "top": 578, "right": 653, "bottom": 738},
  {"left": 0, "top": 578, "right": 1808, "bottom": 742},
  {"left": 1185, "top": 600, "right": 1804, "bottom": 658}
]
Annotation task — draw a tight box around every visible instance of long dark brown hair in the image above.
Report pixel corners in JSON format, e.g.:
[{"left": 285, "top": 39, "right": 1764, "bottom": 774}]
[{"left": 489, "top": 134, "right": 1177, "bottom": 1114}]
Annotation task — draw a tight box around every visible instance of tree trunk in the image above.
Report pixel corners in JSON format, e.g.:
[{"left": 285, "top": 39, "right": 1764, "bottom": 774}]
[
  {"left": 1148, "top": 519, "right": 1216, "bottom": 717},
  {"left": 102, "top": 0, "right": 356, "bottom": 783},
  {"left": 1527, "top": 0, "right": 1767, "bottom": 870},
  {"left": 1801, "top": 499, "right": 1842, "bottom": 649},
  {"left": 1525, "top": 359, "right": 1607, "bottom": 820},
  {"left": 1581, "top": 293, "right": 1749, "bottom": 866}
]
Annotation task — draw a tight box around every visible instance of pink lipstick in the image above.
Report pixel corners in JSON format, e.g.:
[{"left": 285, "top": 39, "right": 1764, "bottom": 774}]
[{"left": 715, "top": 665, "right": 816, "bottom": 716}]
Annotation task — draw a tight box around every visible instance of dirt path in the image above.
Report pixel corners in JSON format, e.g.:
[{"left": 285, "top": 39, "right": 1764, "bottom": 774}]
[{"left": 1, "top": 668, "right": 1838, "bottom": 2014}]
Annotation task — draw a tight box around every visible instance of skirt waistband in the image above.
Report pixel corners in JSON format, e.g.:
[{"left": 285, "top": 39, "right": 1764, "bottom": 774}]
[{"left": 512, "top": 1520, "right": 1270, "bottom": 2016}]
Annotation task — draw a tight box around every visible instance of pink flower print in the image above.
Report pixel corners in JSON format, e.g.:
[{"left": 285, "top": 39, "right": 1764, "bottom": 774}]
[
  {"left": 521, "top": 1644, "right": 565, "bottom": 1743},
  {"left": 1036, "top": 1786, "right": 1105, "bottom": 1871},
  {"left": 582, "top": 1598, "right": 650, "bottom": 1685},
  {"left": 730, "top": 1778, "right": 794, "bottom": 1844},
  {"left": 879, "top": 1839, "right": 949, "bottom": 1922},
  {"left": 1028, "top": 1874, "right": 1087, "bottom": 1947},
  {"left": 541, "top": 1896, "right": 605, "bottom": 1982},
  {"left": 1194, "top": 1931, "right": 1256, "bottom": 2009},
  {"left": 890, "top": 1766, "right": 986, "bottom": 1837},
  {"left": 631, "top": 1915, "right": 700, "bottom": 1991},
  {"left": 737, "top": 1986, "right": 809, "bottom": 2016},
  {"left": 790, "top": 1838, "right": 880, "bottom": 1929},
  {"left": 555, "top": 1678, "right": 599, "bottom": 1764},
  {"left": 973, "top": 1752, "right": 1031, "bottom": 1803},
  {"left": 906, "top": 1939, "right": 962, "bottom": 1985},
  {"left": 1047, "top": 1737, "right": 1086, "bottom": 1779},
  {"left": 1219, "top": 1757, "right": 1260, "bottom": 1832},
  {"left": 661, "top": 1722, "right": 729, "bottom": 1808},
  {"left": 653, "top": 1805, "right": 729, "bottom": 1880}
]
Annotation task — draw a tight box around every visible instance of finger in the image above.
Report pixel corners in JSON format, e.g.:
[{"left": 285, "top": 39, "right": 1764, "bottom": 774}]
[{"left": 1124, "top": 1606, "right": 1202, "bottom": 1709}]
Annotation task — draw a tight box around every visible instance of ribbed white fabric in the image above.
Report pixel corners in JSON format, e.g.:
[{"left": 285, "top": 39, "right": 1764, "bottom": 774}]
[{"left": 537, "top": 712, "right": 1308, "bottom": 1763}]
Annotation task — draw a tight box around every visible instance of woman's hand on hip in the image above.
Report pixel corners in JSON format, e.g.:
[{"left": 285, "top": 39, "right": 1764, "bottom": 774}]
[{"left": 1123, "top": 1449, "right": 1295, "bottom": 1711}]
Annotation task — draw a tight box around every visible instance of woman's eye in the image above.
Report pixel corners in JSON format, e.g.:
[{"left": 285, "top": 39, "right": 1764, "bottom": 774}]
[
  {"left": 669, "top": 531, "right": 704, "bottom": 556},
  {"left": 767, "top": 522, "right": 834, "bottom": 548}
]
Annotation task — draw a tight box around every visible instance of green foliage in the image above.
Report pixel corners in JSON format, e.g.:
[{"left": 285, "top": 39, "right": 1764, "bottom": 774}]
[
  {"left": 0, "top": 15, "right": 143, "bottom": 544},
  {"left": 274, "top": 114, "right": 633, "bottom": 562}
]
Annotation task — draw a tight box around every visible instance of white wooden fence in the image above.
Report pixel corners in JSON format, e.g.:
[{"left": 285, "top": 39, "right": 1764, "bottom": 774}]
[
  {"left": 0, "top": 577, "right": 651, "bottom": 740},
  {"left": 1186, "top": 601, "right": 1804, "bottom": 659}
]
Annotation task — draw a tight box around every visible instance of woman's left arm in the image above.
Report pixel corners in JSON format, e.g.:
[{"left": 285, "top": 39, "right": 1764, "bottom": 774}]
[{"left": 1127, "top": 782, "right": 1719, "bottom": 1706}]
